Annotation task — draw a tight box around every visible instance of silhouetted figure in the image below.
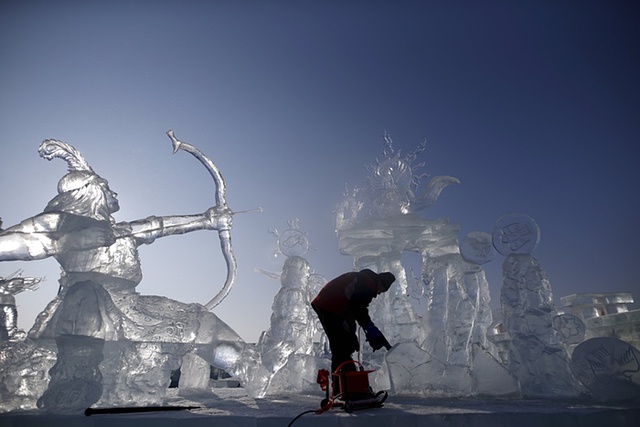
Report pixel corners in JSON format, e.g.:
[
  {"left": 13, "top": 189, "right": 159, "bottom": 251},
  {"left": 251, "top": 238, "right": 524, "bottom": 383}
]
[{"left": 311, "top": 269, "right": 394, "bottom": 373}]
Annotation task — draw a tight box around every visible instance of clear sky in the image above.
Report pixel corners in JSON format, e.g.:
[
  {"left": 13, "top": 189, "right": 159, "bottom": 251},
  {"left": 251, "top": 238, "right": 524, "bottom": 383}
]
[{"left": 1, "top": 1, "right": 639, "bottom": 342}]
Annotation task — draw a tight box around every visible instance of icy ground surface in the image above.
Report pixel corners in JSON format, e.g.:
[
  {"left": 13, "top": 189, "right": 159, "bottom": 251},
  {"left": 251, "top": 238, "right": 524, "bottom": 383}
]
[{"left": 4, "top": 387, "right": 639, "bottom": 427}]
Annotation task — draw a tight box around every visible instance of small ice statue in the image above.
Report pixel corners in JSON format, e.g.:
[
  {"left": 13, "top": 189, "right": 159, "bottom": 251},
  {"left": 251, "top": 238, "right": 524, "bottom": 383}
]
[
  {"left": 493, "top": 213, "right": 579, "bottom": 397},
  {"left": 0, "top": 269, "right": 42, "bottom": 341},
  {"left": 0, "top": 132, "right": 269, "bottom": 413},
  {"left": 256, "top": 219, "right": 329, "bottom": 393}
]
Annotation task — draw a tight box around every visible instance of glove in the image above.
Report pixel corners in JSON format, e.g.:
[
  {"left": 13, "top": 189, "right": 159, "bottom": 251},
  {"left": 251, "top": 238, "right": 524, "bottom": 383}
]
[
  {"left": 363, "top": 322, "right": 382, "bottom": 339},
  {"left": 363, "top": 322, "right": 386, "bottom": 351}
]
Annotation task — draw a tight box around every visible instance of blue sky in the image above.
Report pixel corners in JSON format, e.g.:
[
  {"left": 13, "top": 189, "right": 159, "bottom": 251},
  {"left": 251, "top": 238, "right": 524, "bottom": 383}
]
[{"left": 1, "top": 1, "right": 639, "bottom": 342}]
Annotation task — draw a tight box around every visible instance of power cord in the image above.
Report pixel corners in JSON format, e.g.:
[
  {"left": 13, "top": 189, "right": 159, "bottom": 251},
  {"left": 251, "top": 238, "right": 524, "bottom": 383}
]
[{"left": 287, "top": 408, "right": 318, "bottom": 427}]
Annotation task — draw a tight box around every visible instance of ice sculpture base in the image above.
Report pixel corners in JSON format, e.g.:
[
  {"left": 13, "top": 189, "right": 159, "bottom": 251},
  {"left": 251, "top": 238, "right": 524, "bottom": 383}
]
[{"left": 2, "top": 388, "right": 638, "bottom": 427}]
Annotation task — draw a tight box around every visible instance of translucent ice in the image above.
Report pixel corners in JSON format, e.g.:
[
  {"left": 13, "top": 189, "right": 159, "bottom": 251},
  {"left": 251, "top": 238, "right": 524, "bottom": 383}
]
[
  {"left": 500, "top": 253, "right": 578, "bottom": 397},
  {"left": 0, "top": 338, "right": 56, "bottom": 412},
  {"left": 257, "top": 248, "right": 326, "bottom": 393},
  {"left": 334, "top": 135, "right": 505, "bottom": 396},
  {"left": 37, "top": 335, "right": 105, "bottom": 412},
  {"left": 0, "top": 135, "right": 269, "bottom": 412},
  {"left": 0, "top": 271, "right": 41, "bottom": 341},
  {"left": 571, "top": 337, "right": 640, "bottom": 401}
]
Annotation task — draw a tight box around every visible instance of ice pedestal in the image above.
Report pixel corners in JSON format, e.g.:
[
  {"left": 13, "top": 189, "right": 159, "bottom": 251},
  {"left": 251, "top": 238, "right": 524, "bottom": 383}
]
[
  {"left": 385, "top": 341, "right": 516, "bottom": 396},
  {"left": 178, "top": 353, "right": 210, "bottom": 394},
  {"left": 98, "top": 340, "right": 185, "bottom": 406},
  {"left": 0, "top": 338, "right": 56, "bottom": 412},
  {"left": 37, "top": 335, "right": 105, "bottom": 412},
  {"left": 0, "top": 291, "right": 272, "bottom": 413}
]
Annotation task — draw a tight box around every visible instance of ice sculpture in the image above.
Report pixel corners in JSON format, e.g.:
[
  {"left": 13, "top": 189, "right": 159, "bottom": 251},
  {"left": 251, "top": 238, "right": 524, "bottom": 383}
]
[
  {"left": 0, "top": 270, "right": 42, "bottom": 341},
  {"left": 560, "top": 292, "right": 640, "bottom": 351},
  {"left": 558, "top": 292, "right": 640, "bottom": 401},
  {"left": 336, "top": 134, "right": 459, "bottom": 348},
  {"left": 256, "top": 219, "right": 330, "bottom": 394},
  {"left": 336, "top": 133, "right": 515, "bottom": 396},
  {"left": 570, "top": 337, "right": 640, "bottom": 401},
  {"left": 0, "top": 132, "right": 269, "bottom": 413},
  {"left": 492, "top": 213, "right": 578, "bottom": 397},
  {"left": 460, "top": 231, "right": 495, "bottom": 265}
]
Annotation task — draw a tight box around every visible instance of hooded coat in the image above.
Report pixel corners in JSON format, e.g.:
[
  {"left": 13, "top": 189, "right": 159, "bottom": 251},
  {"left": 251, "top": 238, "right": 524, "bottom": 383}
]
[{"left": 311, "top": 269, "right": 380, "bottom": 328}]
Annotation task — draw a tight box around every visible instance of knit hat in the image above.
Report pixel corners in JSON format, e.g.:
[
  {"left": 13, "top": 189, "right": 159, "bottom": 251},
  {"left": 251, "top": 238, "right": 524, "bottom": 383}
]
[{"left": 378, "top": 272, "right": 395, "bottom": 291}]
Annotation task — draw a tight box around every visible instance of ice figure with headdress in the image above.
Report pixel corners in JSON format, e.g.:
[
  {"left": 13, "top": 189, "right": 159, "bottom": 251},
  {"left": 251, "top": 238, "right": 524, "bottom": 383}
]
[{"left": 255, "top": 219, "right": 330, "bottom": 393}]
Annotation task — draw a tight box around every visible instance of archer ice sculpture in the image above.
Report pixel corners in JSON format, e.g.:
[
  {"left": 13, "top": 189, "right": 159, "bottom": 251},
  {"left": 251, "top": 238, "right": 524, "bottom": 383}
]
[
  {"left": 0, "top": 132, "right": 269, "bottom": 413},
  {"left": 256, "top": 219, "right": 329, "bottom": 394},
  {"left": 336, "top": 133, "right": 515, "bottom": 396}
]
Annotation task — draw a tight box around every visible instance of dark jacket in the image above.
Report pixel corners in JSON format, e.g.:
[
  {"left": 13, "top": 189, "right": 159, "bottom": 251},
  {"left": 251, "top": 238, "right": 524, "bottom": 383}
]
[{"left": 311, "top": 269, "right": 379, "bottom": 327}]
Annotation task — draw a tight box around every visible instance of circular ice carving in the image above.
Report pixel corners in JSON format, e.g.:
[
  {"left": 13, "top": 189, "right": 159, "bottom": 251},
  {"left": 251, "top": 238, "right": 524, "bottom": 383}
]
[
  {"left": 277, "top": 228, "right": 309, "bottom": 257},
  {"left": 552, "top": 313, "right": 585, "bottom": 345},
  {"left": 492, "top": 213, "right": 540, "bottom": 255},
  {"left": 460, "top": 231, "right": 495, "bottom": 264},
  {"left": 571, "top": 337, "right": 640, "bottom": 401}
]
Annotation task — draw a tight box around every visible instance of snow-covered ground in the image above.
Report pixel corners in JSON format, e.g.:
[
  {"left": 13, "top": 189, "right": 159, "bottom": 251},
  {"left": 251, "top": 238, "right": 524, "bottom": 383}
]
[{"left": 3, "top": 387, "right": 638, "bottom": 427}]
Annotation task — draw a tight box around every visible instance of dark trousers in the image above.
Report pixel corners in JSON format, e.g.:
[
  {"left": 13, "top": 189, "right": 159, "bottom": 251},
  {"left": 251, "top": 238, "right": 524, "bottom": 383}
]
[{"left": 312, "top": 305, "right": 358, "bottom": 373}]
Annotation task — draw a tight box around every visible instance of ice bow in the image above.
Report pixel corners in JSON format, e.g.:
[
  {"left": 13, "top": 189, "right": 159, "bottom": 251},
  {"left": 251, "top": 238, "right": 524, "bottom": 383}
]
[{"left": 166, "top": 130, "right": 237, "bottom": 310}]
